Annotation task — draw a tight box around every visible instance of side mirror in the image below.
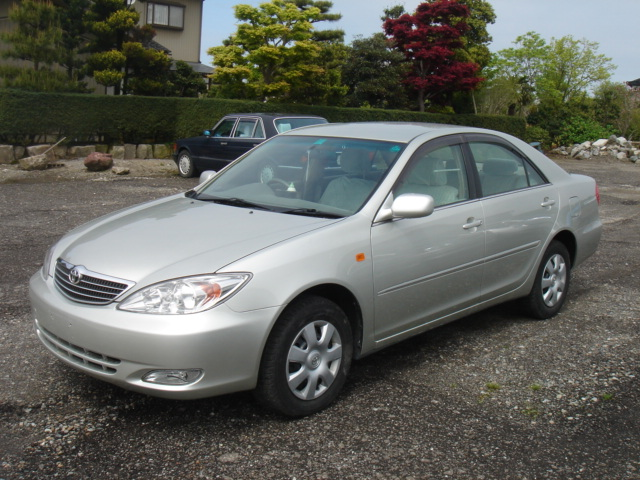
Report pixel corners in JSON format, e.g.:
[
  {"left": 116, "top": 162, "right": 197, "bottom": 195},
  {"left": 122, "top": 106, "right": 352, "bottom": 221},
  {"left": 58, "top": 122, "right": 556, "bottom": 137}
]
[
  {"left": 203, "top": 130, "right": 211, "bottom": 136},
  {"left": 199, "top": 170, "right": 217, "bottom": 184},
  {"left": 375, "top": 193, "right": 435, "bottom": 223}
]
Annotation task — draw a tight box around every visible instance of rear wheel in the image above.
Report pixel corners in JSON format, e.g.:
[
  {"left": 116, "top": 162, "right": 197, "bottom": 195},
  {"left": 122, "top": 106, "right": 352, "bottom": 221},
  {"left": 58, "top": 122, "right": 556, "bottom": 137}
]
[
  {"left": 524, "top": 241, "right": 571, "bottom": 319},
  {"left": 177, "top": 151, "right": 195, "bottom": 178},
  {"left": 255, "top": 295, "right": 353, "bottom": 417}
]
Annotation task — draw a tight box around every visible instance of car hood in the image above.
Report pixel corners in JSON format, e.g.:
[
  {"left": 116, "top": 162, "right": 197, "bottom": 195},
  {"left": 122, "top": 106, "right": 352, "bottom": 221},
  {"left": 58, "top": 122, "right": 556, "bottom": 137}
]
[{"left": 58, "top": 195, "right": 339, "bottom": 285}]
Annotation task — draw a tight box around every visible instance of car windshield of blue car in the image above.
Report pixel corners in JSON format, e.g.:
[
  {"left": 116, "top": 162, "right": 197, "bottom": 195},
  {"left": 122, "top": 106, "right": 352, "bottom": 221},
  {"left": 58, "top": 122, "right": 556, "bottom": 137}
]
[{"left": 195, "top": 135, "right": 406, "bottom": 216}]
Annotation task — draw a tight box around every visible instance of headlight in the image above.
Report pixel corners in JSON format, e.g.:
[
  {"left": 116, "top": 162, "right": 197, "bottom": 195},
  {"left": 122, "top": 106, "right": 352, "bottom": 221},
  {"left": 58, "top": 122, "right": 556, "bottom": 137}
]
[{"left": 118, "top": 273, "right": 251, "bottom": 314}]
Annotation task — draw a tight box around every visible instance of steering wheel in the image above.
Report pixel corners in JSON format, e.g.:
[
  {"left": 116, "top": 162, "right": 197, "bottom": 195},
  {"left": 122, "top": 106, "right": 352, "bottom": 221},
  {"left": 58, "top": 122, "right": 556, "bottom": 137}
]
[{"left": 267, "top": 178, "right": 291, "bottom": 193}]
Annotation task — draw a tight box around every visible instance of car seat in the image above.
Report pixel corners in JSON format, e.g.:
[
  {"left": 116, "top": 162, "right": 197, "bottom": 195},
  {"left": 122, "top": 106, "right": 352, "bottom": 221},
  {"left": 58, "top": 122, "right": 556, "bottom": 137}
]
[
  {"left": 480, "top": 158, "right": 527, "bottom": 196},
  {"left": 319, "top": 149, "right": 376, "bottom": 212},
  {"left": 396, "top": 155, "right": 458, "bottom": 206}
]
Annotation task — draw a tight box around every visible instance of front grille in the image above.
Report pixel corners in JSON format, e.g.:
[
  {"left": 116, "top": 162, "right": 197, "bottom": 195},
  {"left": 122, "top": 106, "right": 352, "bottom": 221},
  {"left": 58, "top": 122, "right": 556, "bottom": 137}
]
[
  {"left": 37, "top": 323, "right": 121, "bottom": 374},
  {"left": 54, "top": 259, "right": 135, "bottom": 305}
]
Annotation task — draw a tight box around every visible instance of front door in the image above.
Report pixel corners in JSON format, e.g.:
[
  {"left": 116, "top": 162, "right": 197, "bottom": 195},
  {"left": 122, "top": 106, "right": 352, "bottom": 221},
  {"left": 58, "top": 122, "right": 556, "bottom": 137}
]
[{"left": 371, "top": 141, "right": 486, "bottom": 341}]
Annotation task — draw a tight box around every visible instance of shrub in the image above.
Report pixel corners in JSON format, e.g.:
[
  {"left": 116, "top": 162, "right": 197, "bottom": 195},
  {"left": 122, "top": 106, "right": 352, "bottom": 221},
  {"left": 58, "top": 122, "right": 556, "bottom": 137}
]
[
  {"left": 524, "top": 125, "right": 552, "bottom": 150},
  {"left": 558, "top": 116, "right": 617, "bottom": 145},
  {"left": 0, "top": 89, "right": 527, "bottom": 145}
]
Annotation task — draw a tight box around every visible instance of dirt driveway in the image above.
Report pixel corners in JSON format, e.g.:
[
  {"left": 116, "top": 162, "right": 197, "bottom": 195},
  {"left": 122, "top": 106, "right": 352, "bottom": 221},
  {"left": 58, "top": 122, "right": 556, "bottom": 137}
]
[{"left": 0, "top": 155, "right": 638, "bottom": 479}]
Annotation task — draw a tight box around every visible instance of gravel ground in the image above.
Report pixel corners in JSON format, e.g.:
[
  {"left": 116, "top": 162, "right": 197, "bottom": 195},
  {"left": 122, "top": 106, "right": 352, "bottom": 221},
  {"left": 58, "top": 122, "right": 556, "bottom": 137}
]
[{"left": 0, "top": 155, "right": 638, "bottom": 480}]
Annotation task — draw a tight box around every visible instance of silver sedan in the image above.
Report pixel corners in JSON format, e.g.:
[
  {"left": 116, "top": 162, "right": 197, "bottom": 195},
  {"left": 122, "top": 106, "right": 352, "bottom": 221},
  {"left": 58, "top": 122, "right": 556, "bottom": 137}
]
[{"left": 30, "top": 123, "right": 602, "bottom": 416}]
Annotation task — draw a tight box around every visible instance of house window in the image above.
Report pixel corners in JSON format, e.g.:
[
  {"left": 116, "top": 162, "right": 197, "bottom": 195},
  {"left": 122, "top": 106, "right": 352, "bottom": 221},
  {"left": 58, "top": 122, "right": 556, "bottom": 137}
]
[{"left": 147, "top": 2, "right": 184, "bottom": 29}]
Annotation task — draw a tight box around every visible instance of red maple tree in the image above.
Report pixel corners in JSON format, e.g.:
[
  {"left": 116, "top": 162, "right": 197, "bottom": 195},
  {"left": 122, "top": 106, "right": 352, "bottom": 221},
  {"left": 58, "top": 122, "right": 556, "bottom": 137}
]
[{"left": 384, "top": 0, "right": 483, "bottom": 111}]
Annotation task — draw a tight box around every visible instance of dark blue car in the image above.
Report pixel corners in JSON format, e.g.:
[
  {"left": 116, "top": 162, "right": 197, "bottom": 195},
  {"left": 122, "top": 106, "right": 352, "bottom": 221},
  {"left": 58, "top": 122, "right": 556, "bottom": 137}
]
[{"left": 172, "top": 113, "right": 328, "bottom": 178}]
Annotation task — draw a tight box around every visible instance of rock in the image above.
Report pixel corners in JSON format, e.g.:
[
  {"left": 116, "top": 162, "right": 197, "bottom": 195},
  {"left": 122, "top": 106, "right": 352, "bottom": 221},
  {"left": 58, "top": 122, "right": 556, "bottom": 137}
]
[
  {"left": 630, "top": 155, "right": 638, "bottom": 163},
  {"left": 124, "top": 144, "right": 137, "bottom": 160},
  {"left": 578, "top": 150, "right": 592, "bottom": 160},
  {"left": 53, "top": 146, "right": 67, "bottom": 160},
  {"left": 592, "top": 139, "right": 608, "bottom": 148},
  {"left": 580, "top": 141, "right": 592, "bottom": 149},
  {"left": 0, "top": 145, "right": 15, "bottom": 164},
  {"left": 136, "top": 144, "right": 152, "bottom": 159},
  {"left": 14, "top": 146, "right": 25, "bottom": 160},
  {"left": 19, "top": 154, "right": 49, "bottom": 171},
  {"left": 607, "top": 135, "right": 618, "bottom": 145},
  {"left": 27, "top": 144, "right": 55, "bottom": 162},
  {"left": 153, "top": 144, "right": 172, "bottom": 159},
  {"left": 112, "top": 166, "right": 130, "bottom": 175},
  {"left": 68, "top": 145, "right": 96, "bottom": 158},
  {"left": 84, "top": 152, "right": 113, "bottom": 172},
  {"left": 616, "top": 152, "right": 628, "bottom": 160},
  {"left": 111, "top": 146, "right": 125, "bottom": 160},
  {"left": 570, "top": 146, "right": 582, "bottom": 158}
]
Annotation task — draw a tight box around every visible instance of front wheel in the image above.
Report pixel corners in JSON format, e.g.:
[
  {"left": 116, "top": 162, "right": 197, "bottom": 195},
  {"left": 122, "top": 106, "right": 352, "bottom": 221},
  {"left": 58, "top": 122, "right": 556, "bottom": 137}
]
[
  {"left": 255, "top": 295, "right": 353, "bottom": 417},
  {"left": 177, "top": 151, "right": 196, "bottom": 178},
  {"left": 523, "top": 241, "right": 571, "bottom": 319}
]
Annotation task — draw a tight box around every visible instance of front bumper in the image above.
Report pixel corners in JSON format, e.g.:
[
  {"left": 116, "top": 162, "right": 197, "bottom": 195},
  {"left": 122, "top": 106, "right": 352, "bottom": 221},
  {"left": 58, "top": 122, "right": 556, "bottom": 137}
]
[{"left": 29, "top": 271, "right": 278, "bottom": 399}]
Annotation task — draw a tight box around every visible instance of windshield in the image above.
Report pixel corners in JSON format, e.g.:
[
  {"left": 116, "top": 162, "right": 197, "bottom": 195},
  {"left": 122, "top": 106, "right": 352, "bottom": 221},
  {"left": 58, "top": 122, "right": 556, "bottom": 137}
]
[{"left": 195, "top": 135, "right": 405, "bottom": 217}]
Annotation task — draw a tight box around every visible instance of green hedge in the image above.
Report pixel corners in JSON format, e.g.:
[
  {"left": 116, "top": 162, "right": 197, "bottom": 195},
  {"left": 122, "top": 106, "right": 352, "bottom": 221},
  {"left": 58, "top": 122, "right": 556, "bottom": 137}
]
[{"left": 0, "top": 89, "right": 526, "bottom": 145}]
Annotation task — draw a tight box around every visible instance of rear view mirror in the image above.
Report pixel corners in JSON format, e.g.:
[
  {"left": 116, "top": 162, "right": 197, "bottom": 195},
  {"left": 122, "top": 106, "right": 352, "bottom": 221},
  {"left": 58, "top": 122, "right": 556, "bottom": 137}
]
[{"left": 375, "top": 193, "right": 435, "bottom": 222}]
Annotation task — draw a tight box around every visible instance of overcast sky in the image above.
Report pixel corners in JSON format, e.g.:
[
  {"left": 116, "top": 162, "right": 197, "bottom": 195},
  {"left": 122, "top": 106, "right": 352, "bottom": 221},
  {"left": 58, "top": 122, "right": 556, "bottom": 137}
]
[{"left": 200, "top": 0, "right": 637, "bottom": 83}]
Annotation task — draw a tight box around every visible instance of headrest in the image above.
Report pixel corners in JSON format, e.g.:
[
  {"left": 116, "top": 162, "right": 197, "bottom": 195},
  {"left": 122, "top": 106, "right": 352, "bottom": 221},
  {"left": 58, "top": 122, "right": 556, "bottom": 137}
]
[
  {"left": 340, "top": 149, "right": 369, "bottom": 176},
  {"left": 410, "top": 157, "right": 447, "bottom": 186},
  {"left": 482, "top": 158, "right": 518, "bottom": 176}
]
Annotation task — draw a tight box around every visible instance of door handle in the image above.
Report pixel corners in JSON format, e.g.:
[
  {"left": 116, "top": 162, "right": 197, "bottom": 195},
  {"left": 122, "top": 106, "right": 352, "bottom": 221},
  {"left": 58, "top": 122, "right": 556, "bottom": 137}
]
[
  {"left": 220, "top": 141, "right": 228, "bottom": 146},
  {"left": 463, "top": 218, "right": 483, "bottom": 230},
  {"left": 541, "top": 197, "right": 556, "bottom": 208}
]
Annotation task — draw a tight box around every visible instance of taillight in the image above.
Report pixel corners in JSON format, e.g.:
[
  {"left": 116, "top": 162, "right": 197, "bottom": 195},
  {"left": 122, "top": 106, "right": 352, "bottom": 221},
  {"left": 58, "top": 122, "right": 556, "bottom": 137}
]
[{"left": 595, "top": 184, "right": 600, "bottom": 205}]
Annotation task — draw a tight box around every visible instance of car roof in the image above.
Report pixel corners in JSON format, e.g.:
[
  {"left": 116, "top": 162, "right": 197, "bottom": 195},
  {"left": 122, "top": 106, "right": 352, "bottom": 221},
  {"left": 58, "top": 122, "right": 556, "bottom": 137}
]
[
  {"left": 281, "top": 122, "right": 491, "bottom": 143},
  {"left": 224, "top": 113, "right": 327, "bottom": 119}
]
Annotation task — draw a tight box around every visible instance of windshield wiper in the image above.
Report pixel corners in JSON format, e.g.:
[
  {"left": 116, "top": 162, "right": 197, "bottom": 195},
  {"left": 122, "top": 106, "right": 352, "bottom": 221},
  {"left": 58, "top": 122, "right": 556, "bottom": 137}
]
[
  {"left": 279, "top": 208, "right": 344, "bottom": 218},
  {"left": 198, "top": 196, "right": 274, "bottom": 211}
]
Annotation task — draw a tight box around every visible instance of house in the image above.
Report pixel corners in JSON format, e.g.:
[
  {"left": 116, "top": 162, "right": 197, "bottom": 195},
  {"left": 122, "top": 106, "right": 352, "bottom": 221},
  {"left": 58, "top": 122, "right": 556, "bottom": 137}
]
[
  {"left": 133, "top": 0, "right": 213, "bottom": 76},
  {"left": 627, "top": 78, "right": 640, "bottom": 90},
  {"left": 0, "top": 0, "right": 213, "bottom": 92}
]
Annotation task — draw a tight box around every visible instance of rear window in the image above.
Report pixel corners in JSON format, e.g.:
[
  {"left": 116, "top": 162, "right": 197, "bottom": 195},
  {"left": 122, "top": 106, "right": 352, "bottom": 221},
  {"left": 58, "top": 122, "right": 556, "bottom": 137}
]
[{"left": 274, "top": 117, "right": 328, "bottom": 133}]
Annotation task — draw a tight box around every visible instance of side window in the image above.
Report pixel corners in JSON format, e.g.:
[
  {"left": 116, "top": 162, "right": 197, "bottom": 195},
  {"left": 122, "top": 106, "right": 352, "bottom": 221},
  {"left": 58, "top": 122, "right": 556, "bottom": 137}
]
[
  {"left": 234, "top": 119, "right": 258, "bottom": 138},
  {"left": 469, "top": 142, "right": 538, "bottom": 196},
  {"left": 524, "top": 161, "right": 545, "bottom": 186},
  {"left": 212, "top": 119, "right": 236, "bottom": 138},
  {"left": 254, "top": 120, "right": 265, "bottom": 139},
  {"left": 394, "top": 144, "right": 468, "bottom": 207}
]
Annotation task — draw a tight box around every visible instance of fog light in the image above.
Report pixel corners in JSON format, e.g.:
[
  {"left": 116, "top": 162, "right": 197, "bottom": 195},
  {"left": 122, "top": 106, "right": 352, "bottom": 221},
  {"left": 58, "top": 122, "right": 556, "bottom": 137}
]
[{"left": 142, "top": 369, "right": 203, "bottom": 386}]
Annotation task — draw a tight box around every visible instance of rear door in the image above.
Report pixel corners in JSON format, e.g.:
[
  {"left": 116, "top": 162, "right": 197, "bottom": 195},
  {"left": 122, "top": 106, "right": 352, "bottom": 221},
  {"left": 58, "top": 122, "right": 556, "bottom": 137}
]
[{"left": 466, "top": 135, "right": 559, "bottom": 299}]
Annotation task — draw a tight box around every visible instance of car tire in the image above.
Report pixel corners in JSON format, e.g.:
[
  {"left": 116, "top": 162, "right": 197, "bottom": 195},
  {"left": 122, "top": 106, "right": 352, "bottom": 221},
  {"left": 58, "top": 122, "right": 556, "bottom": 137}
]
[
  {"left": 255, "top": 295, "right": 353, "bottom": 417},
  {"left": 524, "top": 241, "right": 571, "bottom": 320},
  {"left": 177, "top": 151, "right": 196, "bottom": 178}
]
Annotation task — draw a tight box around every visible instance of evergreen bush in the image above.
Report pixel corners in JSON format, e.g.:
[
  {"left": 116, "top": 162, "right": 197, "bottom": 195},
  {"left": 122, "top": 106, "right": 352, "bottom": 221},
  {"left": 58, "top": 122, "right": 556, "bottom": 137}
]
[{"left": 0, "top": 89, "right": 526, "bottom": 146}]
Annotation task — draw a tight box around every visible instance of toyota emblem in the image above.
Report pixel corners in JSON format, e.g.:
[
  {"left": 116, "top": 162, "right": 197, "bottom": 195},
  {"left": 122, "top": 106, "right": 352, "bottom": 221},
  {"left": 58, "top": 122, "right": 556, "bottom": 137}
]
[{"left": 69, "top": 267, "right": 82, "bottom": 285}]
